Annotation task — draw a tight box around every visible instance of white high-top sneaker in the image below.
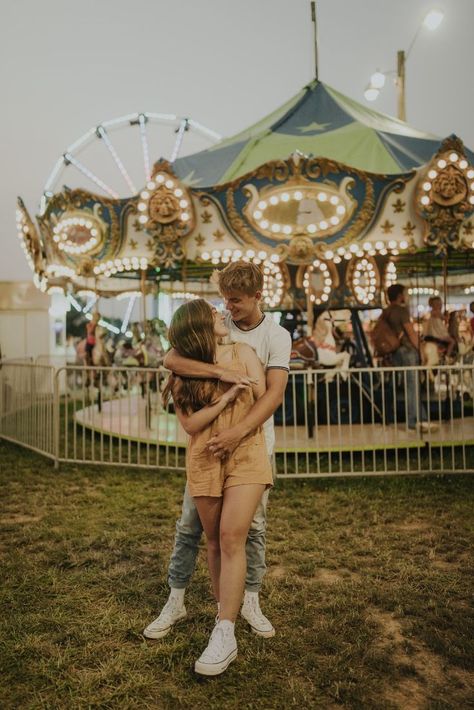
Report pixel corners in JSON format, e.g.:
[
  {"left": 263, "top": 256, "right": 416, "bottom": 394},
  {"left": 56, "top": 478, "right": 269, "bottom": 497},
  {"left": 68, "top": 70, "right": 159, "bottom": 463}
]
[
  {"left": 143, "top": 598, "right": 187, "bottom": 639},
  {"left": 240, "top": 593, "right": 275, "bottom": 638},
  {"left": 194, "top": 621, "right": 237, "bottom": 676}
]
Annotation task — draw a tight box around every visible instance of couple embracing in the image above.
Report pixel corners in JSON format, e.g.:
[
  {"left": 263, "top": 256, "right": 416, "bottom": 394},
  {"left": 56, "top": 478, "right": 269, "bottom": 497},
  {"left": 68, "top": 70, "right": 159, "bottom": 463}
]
[{"left": 143, "top": 261, "right": 291, "bottom": 676}]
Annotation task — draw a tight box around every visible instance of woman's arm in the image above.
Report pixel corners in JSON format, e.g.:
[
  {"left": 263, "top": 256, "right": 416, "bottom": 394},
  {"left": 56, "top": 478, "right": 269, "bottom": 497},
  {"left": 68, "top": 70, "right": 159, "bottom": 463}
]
[{"left": 174, "top": 383, "right": 248, "bottom": 436}]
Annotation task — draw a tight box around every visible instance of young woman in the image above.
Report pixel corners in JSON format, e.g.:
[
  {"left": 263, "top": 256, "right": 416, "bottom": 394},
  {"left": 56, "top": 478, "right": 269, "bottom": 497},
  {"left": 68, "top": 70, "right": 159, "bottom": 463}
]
[{"left": 162, "top": 299, "right": 273, "bottom": 676}]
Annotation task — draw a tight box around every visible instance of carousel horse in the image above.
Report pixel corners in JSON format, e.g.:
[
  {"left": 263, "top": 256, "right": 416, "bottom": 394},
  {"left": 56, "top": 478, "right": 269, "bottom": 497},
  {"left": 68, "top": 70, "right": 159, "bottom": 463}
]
[{"left": 311, "top": 311, "right": 351, "bottom": 382}]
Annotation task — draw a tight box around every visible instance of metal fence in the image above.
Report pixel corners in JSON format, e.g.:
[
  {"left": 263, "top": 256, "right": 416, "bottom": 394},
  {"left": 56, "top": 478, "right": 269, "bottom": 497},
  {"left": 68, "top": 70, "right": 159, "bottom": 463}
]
[{"left": 1, "top": 361, "right": 473, "bottom": 476}]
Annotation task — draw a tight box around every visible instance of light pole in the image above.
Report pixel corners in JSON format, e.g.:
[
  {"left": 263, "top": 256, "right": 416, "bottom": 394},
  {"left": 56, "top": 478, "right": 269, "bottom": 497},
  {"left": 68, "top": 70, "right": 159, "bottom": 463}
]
[{"left": 364, "top": 9, "right": 444, "bottom": 120}]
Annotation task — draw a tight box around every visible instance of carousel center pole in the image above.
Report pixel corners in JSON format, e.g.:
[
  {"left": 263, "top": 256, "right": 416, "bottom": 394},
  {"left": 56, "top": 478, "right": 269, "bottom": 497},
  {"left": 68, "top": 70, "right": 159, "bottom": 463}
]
[{"left": 310, "top": 1, "right": 319, "bottom": 81}]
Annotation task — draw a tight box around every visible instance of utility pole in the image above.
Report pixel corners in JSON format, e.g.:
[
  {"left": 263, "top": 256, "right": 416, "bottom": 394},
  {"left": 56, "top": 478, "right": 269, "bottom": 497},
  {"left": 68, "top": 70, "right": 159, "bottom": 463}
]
[
  {"left": 396, "top": 50, "right": 406, "bottom": 121},
  {"left": 311, "top": 1, "right": 319, "bottom": 81}
]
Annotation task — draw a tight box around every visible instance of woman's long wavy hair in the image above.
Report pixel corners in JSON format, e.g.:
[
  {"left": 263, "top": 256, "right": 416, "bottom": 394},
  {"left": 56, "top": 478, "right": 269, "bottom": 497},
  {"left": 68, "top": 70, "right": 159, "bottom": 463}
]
[{"left": 162, "top": 299, "right": 220, "bottom": 414}]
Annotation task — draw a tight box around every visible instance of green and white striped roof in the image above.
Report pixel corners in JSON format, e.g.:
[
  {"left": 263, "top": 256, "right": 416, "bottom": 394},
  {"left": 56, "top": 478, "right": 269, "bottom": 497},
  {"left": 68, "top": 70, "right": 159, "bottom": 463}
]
[{"left": 174, "top": 80, "right": 470, "bottom": 187}]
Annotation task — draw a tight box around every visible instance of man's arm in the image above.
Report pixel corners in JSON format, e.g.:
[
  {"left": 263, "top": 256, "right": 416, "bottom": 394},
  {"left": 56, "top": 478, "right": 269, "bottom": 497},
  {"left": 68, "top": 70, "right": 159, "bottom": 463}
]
[
  {"left": 206, "top": 368, "right": 288, "bottom": 457},
  {"left": 403, "top": 321, "right": 420, "bottom": 350},
  {"left": 163, "top": 348, "right": 255, "bottom": 385}
]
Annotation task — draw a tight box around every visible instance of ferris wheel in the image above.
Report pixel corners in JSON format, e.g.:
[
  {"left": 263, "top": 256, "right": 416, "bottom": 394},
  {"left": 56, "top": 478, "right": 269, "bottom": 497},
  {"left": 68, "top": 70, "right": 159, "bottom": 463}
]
[{"left": 39, "top": 112, "right": 221, "bottom": 215}]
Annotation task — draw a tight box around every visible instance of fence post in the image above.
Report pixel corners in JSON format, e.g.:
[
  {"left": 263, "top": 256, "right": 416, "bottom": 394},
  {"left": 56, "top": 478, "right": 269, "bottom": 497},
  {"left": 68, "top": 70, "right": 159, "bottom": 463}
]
[{"left": 53, "top": 369, "right": 60, "bottom": 469}]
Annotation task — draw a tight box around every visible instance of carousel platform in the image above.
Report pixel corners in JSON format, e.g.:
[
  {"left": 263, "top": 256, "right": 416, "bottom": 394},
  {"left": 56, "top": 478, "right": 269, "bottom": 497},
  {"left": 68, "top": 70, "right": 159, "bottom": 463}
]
[{"left": 73, "top": 394, "right": 474, "bottom": 453}]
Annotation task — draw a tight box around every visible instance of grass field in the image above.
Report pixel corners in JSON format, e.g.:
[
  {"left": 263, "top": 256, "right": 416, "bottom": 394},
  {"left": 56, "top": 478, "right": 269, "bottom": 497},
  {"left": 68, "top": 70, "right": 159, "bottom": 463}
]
[{"left": 1, "top": 439, "right": 473, "bottom": 709}]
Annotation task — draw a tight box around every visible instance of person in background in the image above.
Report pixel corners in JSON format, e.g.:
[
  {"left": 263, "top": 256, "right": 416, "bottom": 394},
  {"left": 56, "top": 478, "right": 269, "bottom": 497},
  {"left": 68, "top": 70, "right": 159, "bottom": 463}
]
[
  {"left": 85, "top": 312, "right": 100, "bottom": 366},
  {"left": 424, "top": 296, "right": 456, "bottom": 361},
  {"left": 384, "top": 284, "right": 436, "bottom": 432}
]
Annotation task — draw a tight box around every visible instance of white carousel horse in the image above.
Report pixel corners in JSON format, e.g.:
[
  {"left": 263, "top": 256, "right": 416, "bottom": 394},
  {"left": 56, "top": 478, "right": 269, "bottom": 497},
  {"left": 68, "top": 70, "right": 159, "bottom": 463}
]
[{"left": 312, "top": 311, "right": 351, "bottom": 382}]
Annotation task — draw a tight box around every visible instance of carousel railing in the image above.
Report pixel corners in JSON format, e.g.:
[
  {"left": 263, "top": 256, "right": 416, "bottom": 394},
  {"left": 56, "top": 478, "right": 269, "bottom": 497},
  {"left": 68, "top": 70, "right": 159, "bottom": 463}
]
[{"left": 0, "top": 361, "right": 473, "bottom": 476}]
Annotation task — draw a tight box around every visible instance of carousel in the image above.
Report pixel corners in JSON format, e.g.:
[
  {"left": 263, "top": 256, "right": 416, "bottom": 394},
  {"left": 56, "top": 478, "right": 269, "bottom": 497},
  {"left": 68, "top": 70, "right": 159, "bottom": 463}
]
[{"left": 16, "top": 80, "right": 474, "bottom": 452}]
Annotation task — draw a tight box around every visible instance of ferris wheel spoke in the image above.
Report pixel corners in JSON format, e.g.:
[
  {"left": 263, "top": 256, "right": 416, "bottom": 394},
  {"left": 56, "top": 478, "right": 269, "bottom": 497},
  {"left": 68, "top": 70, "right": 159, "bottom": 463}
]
[
  {"left": 64, "top": 153, "right": 119, "bottom": 199},
  {"left": 121, "top": 294, "right": 138, "bottom": 333},
  {"left": 96, "top": 125, "right": 137, "bottom": 195},
  {"left": 138, "top": 114, "right": 151, "bottom": 183},
  {"left": 170, "top": 119, "right": 189, "bottom": 163},
  {"left": 187, "top": 119, "right": 221, "bottom": 142}
]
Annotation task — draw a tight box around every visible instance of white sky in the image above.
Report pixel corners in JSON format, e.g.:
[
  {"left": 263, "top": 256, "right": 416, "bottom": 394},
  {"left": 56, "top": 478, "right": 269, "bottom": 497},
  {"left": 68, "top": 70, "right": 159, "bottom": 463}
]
[{"left": 1, "top": 0, "right": 472, "bottom": 281}]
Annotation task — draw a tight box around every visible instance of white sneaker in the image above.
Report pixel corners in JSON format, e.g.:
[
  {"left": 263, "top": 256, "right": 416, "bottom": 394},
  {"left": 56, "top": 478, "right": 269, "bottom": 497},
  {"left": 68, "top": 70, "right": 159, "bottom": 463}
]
[
  {"left": 143, "top": 598, "right": 187, "bottom": 639},
  {"left": 194, "top": 622, "right": 237, "bottom": 676},
  {"left": 241, "top": 596, "right": 275, "bottom": 638}
]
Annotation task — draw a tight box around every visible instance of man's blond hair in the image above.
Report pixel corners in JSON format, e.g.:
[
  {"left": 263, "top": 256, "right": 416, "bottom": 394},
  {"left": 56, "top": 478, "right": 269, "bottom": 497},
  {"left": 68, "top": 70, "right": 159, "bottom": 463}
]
[{"left": 217, "top": 260, "right": 264, "bottom": 296}]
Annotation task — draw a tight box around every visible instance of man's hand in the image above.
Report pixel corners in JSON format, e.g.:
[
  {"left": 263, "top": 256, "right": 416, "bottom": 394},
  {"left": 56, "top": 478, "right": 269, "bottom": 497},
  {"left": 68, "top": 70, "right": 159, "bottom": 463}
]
[
  {"left": 206, "top": 425, "right": 244, "bottom": 458},
  {"left": 218, "top": 369, "right": 257, "bottom": 386}
]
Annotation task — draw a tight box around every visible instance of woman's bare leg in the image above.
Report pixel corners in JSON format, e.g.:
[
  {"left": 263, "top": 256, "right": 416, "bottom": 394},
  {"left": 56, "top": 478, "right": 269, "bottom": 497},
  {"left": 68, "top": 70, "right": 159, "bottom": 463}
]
[
  {"left": 219, "top": 484, "right": 266, "bottom": 622},
  {"left": 193, "top": 496, "right": 222, "bottom": 601}
]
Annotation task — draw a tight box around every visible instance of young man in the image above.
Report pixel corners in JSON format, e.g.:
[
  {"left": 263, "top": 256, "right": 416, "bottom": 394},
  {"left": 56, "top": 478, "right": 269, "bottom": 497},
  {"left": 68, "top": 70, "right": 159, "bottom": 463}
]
[
  {"left": 384, "top": 283, "right": 436, "bottom": 432},
  {"left": 144, "top": 261, "right": 291, "bottom": 642}
]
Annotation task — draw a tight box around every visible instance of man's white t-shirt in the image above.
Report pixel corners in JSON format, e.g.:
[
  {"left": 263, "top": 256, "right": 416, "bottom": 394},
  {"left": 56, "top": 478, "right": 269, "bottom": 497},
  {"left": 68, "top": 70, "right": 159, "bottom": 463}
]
[{"left": 223, "top": 311, "right": 292, "bottom": 455}]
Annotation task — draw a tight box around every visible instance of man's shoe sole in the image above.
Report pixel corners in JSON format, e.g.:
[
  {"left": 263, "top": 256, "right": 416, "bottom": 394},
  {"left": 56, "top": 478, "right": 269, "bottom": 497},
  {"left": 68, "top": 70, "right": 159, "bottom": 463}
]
[
  {"left": 194, "top": 648, "right": 237, "bottom": 676},
  {"left": 142, "top": 611, "right": 187, "bottom": 639}
]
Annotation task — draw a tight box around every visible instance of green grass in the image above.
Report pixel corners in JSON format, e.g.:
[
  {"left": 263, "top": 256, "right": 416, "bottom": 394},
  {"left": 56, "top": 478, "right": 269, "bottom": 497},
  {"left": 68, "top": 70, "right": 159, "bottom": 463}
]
[{"left": 1, "top": 440, "right": 473, "bottom": 709}]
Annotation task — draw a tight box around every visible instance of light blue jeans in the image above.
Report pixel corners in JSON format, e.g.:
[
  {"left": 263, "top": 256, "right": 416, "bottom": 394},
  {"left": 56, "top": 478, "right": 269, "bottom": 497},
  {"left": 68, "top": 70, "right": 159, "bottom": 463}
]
[
  {"left": 167, "top": 484, "right": 269, "bottom": 593},
  {"left": 392, "top": 345, "right": 427, "bottom": 428}
]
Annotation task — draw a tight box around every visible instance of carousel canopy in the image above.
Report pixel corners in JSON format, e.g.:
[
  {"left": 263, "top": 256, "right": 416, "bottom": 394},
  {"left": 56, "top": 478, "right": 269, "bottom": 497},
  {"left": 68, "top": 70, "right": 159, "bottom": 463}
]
[{"left": 174, "top": 80, "right": 474, "bottom": 186}]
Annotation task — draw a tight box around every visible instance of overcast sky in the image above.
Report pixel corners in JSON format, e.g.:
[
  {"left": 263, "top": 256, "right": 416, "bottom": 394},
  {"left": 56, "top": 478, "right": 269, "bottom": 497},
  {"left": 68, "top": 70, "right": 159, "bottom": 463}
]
[{"left": 1, "top": 0, "right": 472, "bottom": 281}]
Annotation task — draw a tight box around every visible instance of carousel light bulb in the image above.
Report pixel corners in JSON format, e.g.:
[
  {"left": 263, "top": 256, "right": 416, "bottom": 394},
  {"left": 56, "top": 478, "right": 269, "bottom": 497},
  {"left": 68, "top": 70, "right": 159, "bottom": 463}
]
[
  {"left": 437, "top": 159, "right": 447, "bottom": 169},
  {"left": 139, "top": 215, "right": 148, "bottom": 223},
  {"left": 319, "top": 220, "right": 328, "bottom": 230},
  {"left": 270, "top": 254, "right": 280, "bottom": 263},
  {"left": 380, "top": 248, "right": 388, "bottom": 255},
  {"left": 400, "top": 240, "right": 408, "bottom": 249},
  {"left": 138, "top": 203, "right": 147, "bottom": 211},
  {"left": 334, "top": 255, "right": 341, "bottom": 264},
  {"left": 317, "top": 192, "right": 327, "bottom": 202},
  {"left": 324, "top": 278, "right": 332, "bottom": 286},
  {"left": 294, "top": 191, "right": 303, "bottom": 201},
  {"left": 469, "top": 196, "right": 474, "bottom": 204},
  {"left": 388, "top": 240, "right": 397, "bottom": 249},
  {"left": 174, "top": 188, "right": 183, "bottom": 197},
  {"left": 253, "top": 210, "right": 263, "bottom": 220},
  {"left": 321, "top": 293, "right": 329, "bottom": 302},
  {"left": 211, "top": 250, "right": 220, "bottom": 258},
  {"left": 330, "top": 195, "right": 339, "bottom": 205},
  {"left": 459, "top": 159, "right": 468, "bottom": 170},
  {"left": 258, "top": 250, "right": 267, "bottom": 259},
  {"left": 179, "top": 199, "right": 188, "bottom": 208},
  {"left": 283, "top": 225, "right": 292, "bottom": 235},
  {"left": 310, "top": 294, "right": 316, "bottom": 302},
  {"left": 324, "top": 250, "right": 333, "bottom": 259},
  {"left": 155, "top": 174, "right": 164, "bottom": 183},
  {"left": 165, "top": 180, "right": 174, "bottom": 189},
  {"left": 201, "top": 251, "right": 210, "bottom": 260},
  {"left": 281, "top": 192, "right": 290, "bottom": 202},
  {"left": 423, "top": 182, "right": 432, "bottom": 191},
  {"left": 350, "top": 243, "right": 359, "bottom": 253},
  {"left": 147, "top": 181, "right": 156, "bottom": 190},
  {"left": 421, "top": 195, "right": 430, "bottom": 205},
  {"left": 344, "top": 252, "right": 352, "bottom": 260},
  {"left": 307, "top": 224, "right": 317, "bottom": 234},
  {"left": 260, "top": 220, "right": 269, "bottom": 229},
  {"left": 336, "top": 205, "right": 346, "bottom": 215},
  {"left": 337, "top": 247, "right": 345, "bottom": 255},
  {"left": 271, "top": 224, "right": 281, "bottom": 233},
  {"left": 181, "top": 212, "right": 189, "bottom": 221},
  {"left": 258, "top": 200, "right": 267, "bottom": 210},
  {"left": 223, "top": 248, "right": 232, "bottom": 257},
  {"left": 471, "top": 182, "right": 474, "bottom": 190},
  {"left": 269, "top": 195, "right": 279, "bottom": 205},
  {"left": 449, "top": 153, "right": 459, "bottom": 162}
]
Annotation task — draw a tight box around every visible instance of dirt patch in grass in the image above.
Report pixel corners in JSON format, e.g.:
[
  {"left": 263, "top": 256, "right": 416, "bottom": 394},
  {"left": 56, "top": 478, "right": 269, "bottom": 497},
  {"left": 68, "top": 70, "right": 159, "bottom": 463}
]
[{"left": 0, "top": 513, "right": 43, "bottom": 525}]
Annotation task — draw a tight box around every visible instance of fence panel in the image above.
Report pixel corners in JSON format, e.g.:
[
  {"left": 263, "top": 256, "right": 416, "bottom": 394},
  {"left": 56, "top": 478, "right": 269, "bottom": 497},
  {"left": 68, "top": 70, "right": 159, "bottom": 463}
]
[
  {"left": 0, "top": 363, "right": 56, "bottom": 458},
  {"left": 1, "top": 361, "right": 473, "bottom": 476}
]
